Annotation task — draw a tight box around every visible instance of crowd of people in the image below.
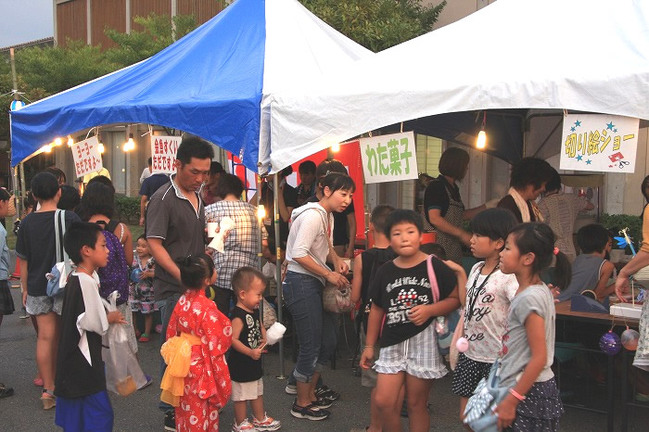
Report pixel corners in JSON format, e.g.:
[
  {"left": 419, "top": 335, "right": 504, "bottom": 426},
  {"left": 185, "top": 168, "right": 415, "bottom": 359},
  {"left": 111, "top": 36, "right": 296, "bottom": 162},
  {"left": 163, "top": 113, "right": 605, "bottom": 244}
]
[{"left": 2, "top": 135, "right": 649, "bottom": 432}]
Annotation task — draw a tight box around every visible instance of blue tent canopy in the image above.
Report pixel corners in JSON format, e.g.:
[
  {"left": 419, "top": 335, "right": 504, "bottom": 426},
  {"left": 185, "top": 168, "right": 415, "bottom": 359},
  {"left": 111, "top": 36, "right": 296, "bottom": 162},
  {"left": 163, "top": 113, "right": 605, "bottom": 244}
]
[{"left": 11, "top": 0, "right": 265, "bottom": 168}]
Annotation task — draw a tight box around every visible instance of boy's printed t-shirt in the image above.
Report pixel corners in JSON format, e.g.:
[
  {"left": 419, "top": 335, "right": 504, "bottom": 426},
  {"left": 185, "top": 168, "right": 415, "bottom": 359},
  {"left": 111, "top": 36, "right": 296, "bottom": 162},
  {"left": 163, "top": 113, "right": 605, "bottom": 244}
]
[
  {"left": 464, "top": 263, "right": 518, "bottom": 363},
  {"left": 371, "top": 257, "right": 456, "bottom": 347}
]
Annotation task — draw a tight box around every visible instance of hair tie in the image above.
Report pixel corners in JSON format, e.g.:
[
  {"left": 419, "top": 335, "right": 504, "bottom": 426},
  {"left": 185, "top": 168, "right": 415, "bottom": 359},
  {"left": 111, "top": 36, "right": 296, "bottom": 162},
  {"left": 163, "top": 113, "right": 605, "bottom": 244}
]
[{"left": 553, "top": 247, "right": 559, "bottom": 256}]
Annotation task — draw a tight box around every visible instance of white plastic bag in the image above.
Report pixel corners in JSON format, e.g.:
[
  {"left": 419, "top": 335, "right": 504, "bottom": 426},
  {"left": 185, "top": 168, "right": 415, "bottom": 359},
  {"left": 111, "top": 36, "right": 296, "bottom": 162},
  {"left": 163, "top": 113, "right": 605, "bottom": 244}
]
[{"left": 102, "top": 291, "right": 147, "bottom": 396}]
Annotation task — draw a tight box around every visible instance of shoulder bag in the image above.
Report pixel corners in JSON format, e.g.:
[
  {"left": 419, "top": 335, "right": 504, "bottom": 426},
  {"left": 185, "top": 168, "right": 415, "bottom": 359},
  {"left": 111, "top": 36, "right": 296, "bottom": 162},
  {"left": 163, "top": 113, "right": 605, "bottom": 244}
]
[{"left": 426, "top": 254, "right": 461, "bottom": 356}]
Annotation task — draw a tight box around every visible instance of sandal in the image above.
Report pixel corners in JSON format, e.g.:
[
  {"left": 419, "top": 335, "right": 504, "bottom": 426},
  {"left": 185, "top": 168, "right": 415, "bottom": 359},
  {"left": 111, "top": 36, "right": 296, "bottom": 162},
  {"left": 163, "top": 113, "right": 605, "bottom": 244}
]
[
  {"left": 33, "top": 377, "right": 44, "bottom": 387},
  {"left": 41, "top": 390, "right": 56, "bottom": 410},
  {"left": 138, "top": 333, "right": 150, "bottom": 342}
]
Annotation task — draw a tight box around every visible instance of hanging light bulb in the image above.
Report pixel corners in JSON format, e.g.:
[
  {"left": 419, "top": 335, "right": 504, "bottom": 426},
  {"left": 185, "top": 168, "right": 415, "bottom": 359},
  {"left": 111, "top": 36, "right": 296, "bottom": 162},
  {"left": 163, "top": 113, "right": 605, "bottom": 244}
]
[
  {"left": 42, "top": 144, "right": 52, "bottom": 153},
  {"left": 67, "top": 136, "right": 74, "bottom": 147},
  {"left": 98, "top": 143, "right": 105, "bottom": 154},
  {"left": 476, "top": 112, "right": 487, "bottom": 150},
  {"left": 257, "top": 204, "right": 266, "bottom": 223},
  {"left": 123, "top": 133, "right": 135, "bottom": 152},
  {"left": 331, "top": 142, "right": 341, "bottom": 153},
  {"left": 476, "top": 130, "right": 487, "bottom": 150},
  {"left": 53, "top": 137, "right": 63, "bottom": 147}
]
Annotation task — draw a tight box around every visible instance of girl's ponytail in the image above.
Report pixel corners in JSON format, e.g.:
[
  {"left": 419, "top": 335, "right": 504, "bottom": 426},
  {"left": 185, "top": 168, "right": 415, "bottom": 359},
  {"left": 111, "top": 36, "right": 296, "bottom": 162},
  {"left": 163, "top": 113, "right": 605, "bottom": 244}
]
[
  {"left": 552, "top": 249, "right": 572, "bottom": 291},
  {"left": 509, "top": 223, "right": 572, "bottom": 288}
]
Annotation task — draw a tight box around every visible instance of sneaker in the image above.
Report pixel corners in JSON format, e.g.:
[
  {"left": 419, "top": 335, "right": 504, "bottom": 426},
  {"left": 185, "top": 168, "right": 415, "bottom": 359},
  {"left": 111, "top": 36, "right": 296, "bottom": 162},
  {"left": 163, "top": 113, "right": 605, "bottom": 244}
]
[
  {"left": 311, "top": 397, "right": 333, "bottom": 409},
  {"left": 291, "top": 401, "right": 330, "bottom": 421},
  {"left": 315, "top": 385, "right": 340, "bottom": 402},
  {"left": 164, "top": 410, "right": 176, "bottom": 431},
  {"left": 252, "top": 413, "right": 281, "bottom": 431},
  {"left": 232, "top": 418, "right": 257, "bottom": 431},
  {"left": 284, "top": 383, "right": 297, "bottom": 395}
]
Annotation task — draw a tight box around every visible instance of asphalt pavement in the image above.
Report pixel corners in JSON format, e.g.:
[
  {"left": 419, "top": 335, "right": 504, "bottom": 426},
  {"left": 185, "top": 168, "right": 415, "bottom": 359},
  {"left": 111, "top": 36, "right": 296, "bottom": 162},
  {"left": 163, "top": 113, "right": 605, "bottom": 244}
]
[{"left": 2, "top": 283, "right": 649, "bottom": 431}]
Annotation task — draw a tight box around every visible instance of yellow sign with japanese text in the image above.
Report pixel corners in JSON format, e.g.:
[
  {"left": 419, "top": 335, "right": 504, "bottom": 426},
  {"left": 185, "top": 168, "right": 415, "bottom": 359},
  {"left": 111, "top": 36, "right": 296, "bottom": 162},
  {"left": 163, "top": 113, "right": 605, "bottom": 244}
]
[
  {"left": 360, "top": 132, "right": 418, "bottom": 184},
  {"left": 560, "top": 114, "right": 639, "bottom": 173}
]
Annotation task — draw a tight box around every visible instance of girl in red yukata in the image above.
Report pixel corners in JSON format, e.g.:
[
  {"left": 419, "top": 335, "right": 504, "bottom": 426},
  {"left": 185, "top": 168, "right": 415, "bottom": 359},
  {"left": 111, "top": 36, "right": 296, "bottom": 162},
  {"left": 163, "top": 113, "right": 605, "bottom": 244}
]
[{"left": 162, "top": 254, "right": 232, "bottom": 431}]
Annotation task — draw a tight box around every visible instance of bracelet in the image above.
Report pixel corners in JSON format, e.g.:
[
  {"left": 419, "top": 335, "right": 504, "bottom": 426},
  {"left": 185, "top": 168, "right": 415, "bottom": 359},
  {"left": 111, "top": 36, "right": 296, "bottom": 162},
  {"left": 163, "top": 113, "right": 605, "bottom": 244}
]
[
  {"left": 363, "top": 345, "right": 375, "bottom": 350},
  {"left": 509, "top": 388, "right": 526, "bottom": 401}
]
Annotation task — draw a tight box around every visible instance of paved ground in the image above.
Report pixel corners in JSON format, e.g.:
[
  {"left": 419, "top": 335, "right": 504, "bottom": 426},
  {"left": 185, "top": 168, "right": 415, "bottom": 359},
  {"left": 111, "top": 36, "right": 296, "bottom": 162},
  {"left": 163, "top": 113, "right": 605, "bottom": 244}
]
[{"left": 2, "top": 284, "right": 649, "bottom": 431}]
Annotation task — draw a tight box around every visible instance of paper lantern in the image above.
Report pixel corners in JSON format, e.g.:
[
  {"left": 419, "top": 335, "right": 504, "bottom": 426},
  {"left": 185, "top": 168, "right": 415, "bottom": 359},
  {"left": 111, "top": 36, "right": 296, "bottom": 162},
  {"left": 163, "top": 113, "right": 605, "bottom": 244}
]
[
  {"left": 599, "top": 330, "right": 622, "bottom": 356},
  {"left": 621, "top": 328, "right": 640, "bottom": 351}
]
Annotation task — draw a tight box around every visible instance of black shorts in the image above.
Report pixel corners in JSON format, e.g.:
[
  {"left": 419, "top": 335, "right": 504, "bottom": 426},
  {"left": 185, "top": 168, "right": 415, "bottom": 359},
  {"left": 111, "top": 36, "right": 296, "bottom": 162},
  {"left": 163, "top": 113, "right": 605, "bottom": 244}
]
[{"left": 451, "top": 353, "right": 493, "bottom": 397}]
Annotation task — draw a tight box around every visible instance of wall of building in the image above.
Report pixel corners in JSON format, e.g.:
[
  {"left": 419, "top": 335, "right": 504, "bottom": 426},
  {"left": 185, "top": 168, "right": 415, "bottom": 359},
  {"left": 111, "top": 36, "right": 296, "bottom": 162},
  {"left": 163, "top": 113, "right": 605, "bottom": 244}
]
[
  {"left": 425, "top": 0, "right": 495, "bottom": 29},
  {"left": 55, "top": 0, "right": 227, "bottom": 48}
]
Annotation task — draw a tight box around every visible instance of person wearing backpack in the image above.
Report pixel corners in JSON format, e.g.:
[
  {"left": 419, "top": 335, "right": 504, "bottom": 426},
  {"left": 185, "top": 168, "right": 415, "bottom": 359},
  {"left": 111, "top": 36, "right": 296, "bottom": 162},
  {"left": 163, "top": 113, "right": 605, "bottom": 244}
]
[
  {"left": 77, "top": 181, "right": 152, "bottom": 390},
  {"left": 350, "top": 204, "right": 396, "bottom": 432},
  {"left": 16, "top": 172, "right": 81, "bottom": 409}
]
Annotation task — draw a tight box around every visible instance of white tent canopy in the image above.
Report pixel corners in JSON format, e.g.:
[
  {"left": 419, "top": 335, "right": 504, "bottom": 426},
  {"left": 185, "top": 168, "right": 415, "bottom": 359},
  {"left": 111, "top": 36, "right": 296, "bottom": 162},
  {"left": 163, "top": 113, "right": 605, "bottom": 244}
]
[{"left": 268, "top": 0, "right": 649, "bottom": 171}]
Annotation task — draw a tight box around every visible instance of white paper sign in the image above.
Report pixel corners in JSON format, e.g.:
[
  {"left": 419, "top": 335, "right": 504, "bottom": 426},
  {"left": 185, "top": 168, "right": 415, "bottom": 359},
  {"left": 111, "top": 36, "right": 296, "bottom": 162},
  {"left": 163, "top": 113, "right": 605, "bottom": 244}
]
[
  {"left": 150, "top": 136, "right": 181, "bottom": 174},
  {"left": 71, "top": 136, "right": 103, "bottom": 178},
  {"left": 560, "top": 114, "right": 639, "bottom": 173},
  {"left": 360, "top": 131, "right": 418, "bottom": 184}
]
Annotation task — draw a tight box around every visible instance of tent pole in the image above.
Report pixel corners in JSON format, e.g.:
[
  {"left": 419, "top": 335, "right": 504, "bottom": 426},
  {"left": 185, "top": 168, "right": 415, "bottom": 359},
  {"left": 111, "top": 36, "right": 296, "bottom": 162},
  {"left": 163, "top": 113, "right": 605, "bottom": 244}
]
[
  {"left": 19, "top": 163, "right": 26, "bottom": 215},
  {"left": 255, "top": 173, "right": 264, "bottom": 371},
  {"left": 273, "top": 173, "right": 286, "bottom": 379},
  {"left": 11, "top": 166, "right": 20, "bottom": 219}
]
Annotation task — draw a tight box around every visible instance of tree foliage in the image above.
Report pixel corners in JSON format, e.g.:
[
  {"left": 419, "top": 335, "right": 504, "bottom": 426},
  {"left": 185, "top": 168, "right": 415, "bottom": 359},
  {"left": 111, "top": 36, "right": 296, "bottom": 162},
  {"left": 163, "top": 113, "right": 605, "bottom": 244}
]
[
  {"left": 299, "top": 0, "right": 446, "bottom": 52},
  {"left": 104, "top": 14, "right": 197, "bottom": 67},
  {"left": 14, "top": 40, "right": 117, "bottom": 95}
]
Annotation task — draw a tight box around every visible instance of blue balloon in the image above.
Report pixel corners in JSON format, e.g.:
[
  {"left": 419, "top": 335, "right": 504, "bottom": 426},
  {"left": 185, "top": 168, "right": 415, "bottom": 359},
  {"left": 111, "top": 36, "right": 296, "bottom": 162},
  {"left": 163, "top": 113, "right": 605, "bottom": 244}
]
[{"left": 130, "top": 268, "right": 143, "bottom": 283}]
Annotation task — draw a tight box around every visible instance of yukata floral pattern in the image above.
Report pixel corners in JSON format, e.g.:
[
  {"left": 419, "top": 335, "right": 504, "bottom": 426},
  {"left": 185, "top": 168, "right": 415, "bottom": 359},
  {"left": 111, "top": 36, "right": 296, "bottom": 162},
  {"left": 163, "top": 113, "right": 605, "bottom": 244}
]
[{"left": 166, "top": 289, "right": 233, "bottom": 431}]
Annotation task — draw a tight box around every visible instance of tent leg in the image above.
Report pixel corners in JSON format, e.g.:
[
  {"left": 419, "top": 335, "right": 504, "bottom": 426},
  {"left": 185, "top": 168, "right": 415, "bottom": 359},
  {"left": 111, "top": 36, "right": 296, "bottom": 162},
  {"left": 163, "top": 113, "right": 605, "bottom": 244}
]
[
  {"left": 256, "top": 173, "right": 264, "bottom": 370},
  {"left": 19, "top": 163, "right": 26, "bottom": 215},
  {"left": 273, "top": 173, "right": 286, "bottom": 379}
]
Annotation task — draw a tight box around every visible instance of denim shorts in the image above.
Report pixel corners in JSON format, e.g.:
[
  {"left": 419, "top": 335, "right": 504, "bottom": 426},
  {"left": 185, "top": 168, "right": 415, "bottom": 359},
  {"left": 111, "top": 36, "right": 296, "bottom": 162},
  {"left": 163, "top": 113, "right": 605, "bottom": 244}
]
[{"left": 283, "top": 271, "right": 337, "bottom": 383}]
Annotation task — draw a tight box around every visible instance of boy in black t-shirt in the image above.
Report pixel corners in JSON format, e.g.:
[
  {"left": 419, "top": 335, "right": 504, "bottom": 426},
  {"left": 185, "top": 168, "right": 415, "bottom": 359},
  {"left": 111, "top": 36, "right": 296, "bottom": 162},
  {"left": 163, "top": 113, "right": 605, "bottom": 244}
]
[
  {"left": 55, "top": 222, "right": 125, "bottom": 431},
  {"left": 360, "top": 209, "right": 462, "bottom": 432},
  {"left": 230, "top": 267, "right": 281, "bottom": 432}
]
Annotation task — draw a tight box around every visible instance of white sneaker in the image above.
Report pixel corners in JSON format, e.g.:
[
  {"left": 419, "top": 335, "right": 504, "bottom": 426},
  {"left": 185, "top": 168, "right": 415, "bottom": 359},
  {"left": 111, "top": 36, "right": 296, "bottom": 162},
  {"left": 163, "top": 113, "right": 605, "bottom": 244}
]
[
  {"left": 252, "top": 413, "right": 281, "bottom": 431},
  {"left": 232, "top": 419, "right": 257, "bottom": 432},
  {"left": 284, "top": 384, "right": 297, "bottom": 395}
]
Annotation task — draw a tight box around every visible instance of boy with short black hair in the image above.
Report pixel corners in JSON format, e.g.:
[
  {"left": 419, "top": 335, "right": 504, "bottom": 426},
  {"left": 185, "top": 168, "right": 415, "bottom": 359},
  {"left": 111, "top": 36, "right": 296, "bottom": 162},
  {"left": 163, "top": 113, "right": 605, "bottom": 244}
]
[
  {"left": 54, "top": 222, "right": 125, "bottom": 431},
  {"left": 361, "top": 209, "right": 462, "bottom": 432},
  {"left": 230, "top": 267, "right": 281, "bottom": 432},
  {"left": 557, "top": 223, "right": 616, "bottom": 302}
]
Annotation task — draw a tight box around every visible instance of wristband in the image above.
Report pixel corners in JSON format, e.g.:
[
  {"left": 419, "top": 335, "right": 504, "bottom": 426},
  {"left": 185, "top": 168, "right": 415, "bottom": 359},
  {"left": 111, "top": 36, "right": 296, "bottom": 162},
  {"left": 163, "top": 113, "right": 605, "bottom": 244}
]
[{"left": 509, "top": 388, "right": 526, "bottom": 401}]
